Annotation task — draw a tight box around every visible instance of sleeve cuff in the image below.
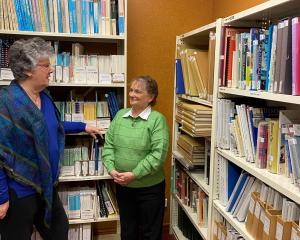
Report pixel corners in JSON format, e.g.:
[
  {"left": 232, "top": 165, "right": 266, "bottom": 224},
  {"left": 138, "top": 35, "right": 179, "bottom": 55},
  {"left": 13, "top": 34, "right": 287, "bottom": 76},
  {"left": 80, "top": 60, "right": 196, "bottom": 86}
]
[
  {"left": 132, "top": 168, "right": 142, "bottom": 179},
  {"left": 0, "top": 192, "right": 9, "bottom": 205}
]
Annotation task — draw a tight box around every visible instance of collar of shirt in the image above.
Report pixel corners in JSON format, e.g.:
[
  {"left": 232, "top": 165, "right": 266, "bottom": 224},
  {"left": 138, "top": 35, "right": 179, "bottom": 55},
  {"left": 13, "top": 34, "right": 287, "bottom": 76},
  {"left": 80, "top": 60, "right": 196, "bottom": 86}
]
[{"left": 123, "top": 106, "right": 152, "bottom": 120}]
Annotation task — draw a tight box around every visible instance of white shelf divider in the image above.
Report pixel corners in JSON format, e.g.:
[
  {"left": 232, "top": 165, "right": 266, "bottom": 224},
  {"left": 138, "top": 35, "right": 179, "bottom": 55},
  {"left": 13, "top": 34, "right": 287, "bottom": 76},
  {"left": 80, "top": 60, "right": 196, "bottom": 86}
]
[
  {"left": 0, "top": 30, "right": 125, "bottom": 41},
  {"left": 213, "top": 200, "right": 254, "bottom": 240},
  {"left": 59, "top": 175, "right": 112, "bottom": 182},
  {"left": 69, "top": 214, "right": 119, "bottom": 225},
  {"left": 219, "top": 87, "right": 300, "bottom": 105},
  {"left": 172, "top": 193, "right": 208, "bottom": 240},
  {"left": 178, "top": 94, "right": 213, "bottom": 107},
  {"left": 217, "top": 149, "right": 300, "bottom": 205}
]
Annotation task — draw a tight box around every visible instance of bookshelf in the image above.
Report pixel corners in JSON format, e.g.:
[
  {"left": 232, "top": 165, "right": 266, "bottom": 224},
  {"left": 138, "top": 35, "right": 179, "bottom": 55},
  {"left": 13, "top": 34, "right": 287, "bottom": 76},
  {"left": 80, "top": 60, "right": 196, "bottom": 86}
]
[
  {"left": 210, "top": 0, "right": 300, "bottom": 240},
  {"left": 0, "top": 1, "right": 127, "bottom": 239},
  {"left": 171, "top": 1, "right": 300, "bottom": 239},
  {"left": 170, "top": 21, "right": 218, "bottom": 240}
]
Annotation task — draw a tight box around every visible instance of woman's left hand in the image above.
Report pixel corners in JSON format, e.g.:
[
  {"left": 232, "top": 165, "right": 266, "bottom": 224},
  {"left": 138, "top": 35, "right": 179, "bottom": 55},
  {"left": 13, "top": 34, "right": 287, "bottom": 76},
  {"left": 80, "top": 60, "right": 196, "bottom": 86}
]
[
  {"left": 85, "top": 125, "right": 105, "bottom": 139},
  {"left": 114, "top": 172, "right": 135, "bottom": 186}
]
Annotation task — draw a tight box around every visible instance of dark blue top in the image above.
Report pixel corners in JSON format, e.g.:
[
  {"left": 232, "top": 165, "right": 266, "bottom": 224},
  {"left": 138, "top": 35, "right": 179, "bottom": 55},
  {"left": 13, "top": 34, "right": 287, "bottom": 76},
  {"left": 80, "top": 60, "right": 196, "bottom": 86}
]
[{"left": 0, "top": 92, "right": 86, "bottom": 204}]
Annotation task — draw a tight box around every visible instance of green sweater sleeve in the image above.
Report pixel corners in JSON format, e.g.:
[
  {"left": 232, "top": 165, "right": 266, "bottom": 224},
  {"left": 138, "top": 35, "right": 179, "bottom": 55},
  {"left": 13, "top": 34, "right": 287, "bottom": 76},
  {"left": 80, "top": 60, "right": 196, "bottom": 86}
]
[
  {"left": 102, "top": 112, "right": 119, "bottom": 173},
  {"left": 132, "top": 115, "right": 169, "bottom": 179}
]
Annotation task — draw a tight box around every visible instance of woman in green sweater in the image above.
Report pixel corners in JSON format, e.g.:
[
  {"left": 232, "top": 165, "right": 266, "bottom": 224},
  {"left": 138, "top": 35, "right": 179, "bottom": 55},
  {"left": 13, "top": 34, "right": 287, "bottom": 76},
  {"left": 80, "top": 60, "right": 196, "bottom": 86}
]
[{"left": 103, "top": 76, "right": 169, "bottom": 240}]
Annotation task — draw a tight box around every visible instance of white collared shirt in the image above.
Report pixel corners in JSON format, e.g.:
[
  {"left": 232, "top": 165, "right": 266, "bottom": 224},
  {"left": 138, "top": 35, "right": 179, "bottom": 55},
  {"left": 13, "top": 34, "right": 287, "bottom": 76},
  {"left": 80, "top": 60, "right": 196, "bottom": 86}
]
[{"left": 122, "top": 106, "right": 152, "bottom": 120}]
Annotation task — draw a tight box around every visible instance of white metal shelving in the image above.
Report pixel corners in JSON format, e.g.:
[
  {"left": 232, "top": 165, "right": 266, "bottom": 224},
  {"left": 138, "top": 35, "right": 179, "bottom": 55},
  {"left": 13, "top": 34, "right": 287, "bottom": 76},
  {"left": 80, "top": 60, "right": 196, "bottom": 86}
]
[
  {"left": 211, "top": 1, "right": 300, "bottom": 240},
  {"left": 69, "top": 214, "right": 120, "bottom": 225},
  {"left": 213, "top": 200, "right": 254, "bottom": 240},
  {"left": 172, "top": 193, "right": 208, "bottom": 240},
  {"left": 219, "top": 87, "right": 300, "bottom": 105},
  {"left": 59, "top": 174, "right": 112, "bottom": 182}
]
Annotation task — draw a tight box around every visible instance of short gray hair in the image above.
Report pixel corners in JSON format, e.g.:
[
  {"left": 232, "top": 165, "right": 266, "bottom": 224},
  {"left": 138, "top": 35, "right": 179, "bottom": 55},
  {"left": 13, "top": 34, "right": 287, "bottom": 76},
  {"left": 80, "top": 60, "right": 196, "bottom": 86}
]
[
  {"left": 131, "top": 75, "right": 158, "bottom": 106},
  {"left": 8, "top": 37, "right": 54, "bottom": 80}
]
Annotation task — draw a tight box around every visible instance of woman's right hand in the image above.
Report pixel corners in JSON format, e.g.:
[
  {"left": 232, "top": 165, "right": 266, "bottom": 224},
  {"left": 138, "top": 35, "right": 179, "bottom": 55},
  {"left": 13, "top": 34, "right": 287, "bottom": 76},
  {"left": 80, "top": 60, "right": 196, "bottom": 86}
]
[{"left": 0, "top": 201, "right": 9, "bottom": 219}]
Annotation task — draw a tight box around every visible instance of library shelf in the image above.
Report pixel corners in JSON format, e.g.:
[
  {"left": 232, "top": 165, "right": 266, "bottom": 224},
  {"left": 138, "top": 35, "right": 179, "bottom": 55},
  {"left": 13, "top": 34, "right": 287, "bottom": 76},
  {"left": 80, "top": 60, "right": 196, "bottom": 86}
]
[
  {"left": 217, "top": 149, "right": 300, "bottom": 205},
  {"left": 171, "top": 226, "right": 189, "bottom": 240},
  {"left": 59, "top": 175, "right": 112, "bottom": 182},
  {"left": 172, "top": 193, "right": 208, "bottom": 240},
  {"left": 213, "top": 200, "right": 254, "bottom": 240},
  {"left": 69, "top": 214, "right": 120, "bottom": 225},
  {"left": 189, "top": 171, "right": 210, "bottom": 196},
  {"left": 223, "top": 0, "right": 300, "bottom": 25},
  {"left": 0, "top": 30, "right": 125, "bottom": 42},
  {"left": 0, "top": 80, "right": 125, "bottom": 88},
  {"left": 178, "top": 94, "right": 213, "bottom": 107},
  {"left": 219, "top": 87, "right": 300, "bottom": 105},
  {"left": 173, "top": 150, "right": 203, "bottom": 170}
]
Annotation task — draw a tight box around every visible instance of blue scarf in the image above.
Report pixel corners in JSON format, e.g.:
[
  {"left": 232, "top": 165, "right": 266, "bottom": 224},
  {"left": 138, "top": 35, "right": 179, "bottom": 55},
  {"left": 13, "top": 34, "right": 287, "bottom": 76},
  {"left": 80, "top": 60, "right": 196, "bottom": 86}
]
[{"left": 0, "top": 80, "right": 65, "bottom": 228}]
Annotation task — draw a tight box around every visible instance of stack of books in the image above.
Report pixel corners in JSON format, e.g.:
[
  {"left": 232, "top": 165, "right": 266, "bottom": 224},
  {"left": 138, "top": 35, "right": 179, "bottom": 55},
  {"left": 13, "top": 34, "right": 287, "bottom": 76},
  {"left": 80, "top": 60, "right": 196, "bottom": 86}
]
[
  {"left": 176, "top": 101, "right": 212, "bottom": 137},
  {"left": 177, "top": 134, "right": 205, "bottom": 164}
]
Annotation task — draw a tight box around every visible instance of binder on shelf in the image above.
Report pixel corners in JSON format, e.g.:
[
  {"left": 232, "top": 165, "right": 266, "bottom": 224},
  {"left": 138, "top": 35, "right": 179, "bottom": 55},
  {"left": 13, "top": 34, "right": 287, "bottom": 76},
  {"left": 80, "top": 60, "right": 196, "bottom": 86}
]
[{"left": 175, "top": 59, "right": 185, "bottom": 94}]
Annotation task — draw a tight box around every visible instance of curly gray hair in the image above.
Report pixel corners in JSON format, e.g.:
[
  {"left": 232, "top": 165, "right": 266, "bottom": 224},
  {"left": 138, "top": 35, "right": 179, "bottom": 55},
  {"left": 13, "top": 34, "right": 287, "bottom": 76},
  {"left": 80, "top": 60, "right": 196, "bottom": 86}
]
[
  {"left": 131, "top": 75, "right": 158, "bottom": 106},
  {"left": 8, "top": 37, "right": 54, "bottom": 80}
]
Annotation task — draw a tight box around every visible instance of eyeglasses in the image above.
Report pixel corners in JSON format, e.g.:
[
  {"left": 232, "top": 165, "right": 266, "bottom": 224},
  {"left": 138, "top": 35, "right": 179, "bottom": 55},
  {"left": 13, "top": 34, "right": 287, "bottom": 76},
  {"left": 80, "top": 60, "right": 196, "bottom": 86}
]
[{"left": 36, "top": 63, "right": 53, "bottom": 71}]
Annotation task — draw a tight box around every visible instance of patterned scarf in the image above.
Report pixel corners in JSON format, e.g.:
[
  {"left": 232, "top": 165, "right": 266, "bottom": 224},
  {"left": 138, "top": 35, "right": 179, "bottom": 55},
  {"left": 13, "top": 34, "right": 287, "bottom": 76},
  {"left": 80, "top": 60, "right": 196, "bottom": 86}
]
[{"left": 0, "top": 80, "right": 65, "bottom": 228}]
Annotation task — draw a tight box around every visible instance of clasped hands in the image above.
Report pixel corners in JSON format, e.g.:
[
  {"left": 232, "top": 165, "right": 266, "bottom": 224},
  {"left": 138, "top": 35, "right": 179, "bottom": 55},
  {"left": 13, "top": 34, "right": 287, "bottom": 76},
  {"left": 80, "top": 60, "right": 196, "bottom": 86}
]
[{"left": 110, "top": 170, "right": 135, "bottom": 186}]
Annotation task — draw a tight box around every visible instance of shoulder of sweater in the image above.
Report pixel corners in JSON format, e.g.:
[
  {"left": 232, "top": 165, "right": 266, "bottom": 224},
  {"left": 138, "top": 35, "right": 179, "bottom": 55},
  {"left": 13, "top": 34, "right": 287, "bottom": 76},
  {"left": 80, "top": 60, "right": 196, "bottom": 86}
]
[{"left": 149, "top": 110, "right": 166, "bottom": 120}]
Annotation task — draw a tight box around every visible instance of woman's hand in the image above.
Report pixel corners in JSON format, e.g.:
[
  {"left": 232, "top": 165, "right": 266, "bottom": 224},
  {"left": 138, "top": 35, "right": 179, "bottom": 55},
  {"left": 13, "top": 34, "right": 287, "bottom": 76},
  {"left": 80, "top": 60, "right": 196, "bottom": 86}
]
[
  {"left": 0, "top": 201, "right": 9, "bottom": 219},
  {"left": 114, "top": 172, "right": 135, "bottom": 186},
  {"left": 85, "top": 125, "right": 105, "bottom": 139}
]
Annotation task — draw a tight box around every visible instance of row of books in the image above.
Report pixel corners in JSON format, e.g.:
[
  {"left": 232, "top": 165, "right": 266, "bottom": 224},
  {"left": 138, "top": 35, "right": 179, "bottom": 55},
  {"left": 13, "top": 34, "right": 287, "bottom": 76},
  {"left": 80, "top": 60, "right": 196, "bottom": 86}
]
[
  {"left": 176, "top": 101, "right": 212, "bottom": 137},
  {"left": 176, "top": 31, "right": 215, "bottom": 102},
  {"left": 220, "top": 17, "right": 300, "bottom": 95},
  {"left": 217, "top": 99, "right": 300, "bottom": 188},
  {"left": 55, "top": 100, "right": 110, "bottom": 119},
  {"left": 175, "top": 163, "right": 208, "bottom": 227},
  {"left": 177, "top": 134, "right": 206, "bottom": 165},
  {"left": 218, "top": 157, "right": 300, "bottom": 239},
  {"left": 49, "top": 54, "right": 125, "bottom": 84},
  {"left": 213, "top": 212, "right": 245, "bottom": 240},
  {"left": 68, "top": 224, "right": 92, "bottom": 240},
  {"left": 176, "top": 205, "right": 204, "bottom": 240},
  {"left": 31, "top": 223, "right": 92, "bottom": 240},
  {"left": 60, "top": 142, "right": 106, "bottom": 177},
  {"left": 58, "top": 181, "right": 117, "bottom": 220},
  {"left": 0, "top": 0, "right": 125, "bottom": 36}
]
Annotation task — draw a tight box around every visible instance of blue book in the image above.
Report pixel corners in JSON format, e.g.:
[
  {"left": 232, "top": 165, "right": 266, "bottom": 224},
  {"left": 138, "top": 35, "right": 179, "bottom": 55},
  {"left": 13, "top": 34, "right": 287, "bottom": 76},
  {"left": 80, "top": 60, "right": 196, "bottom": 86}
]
[
  {"left": 266, "top": 24, "right": 274, "bottom": 91},
  {"left": 89, "top": 0, "right": 94, "bottom": 34},
  {"left": 57, "top": 0, "right": 63, "bottom": 32},
  {"left": 81, "top": 0, "right": 87, "bottom": 34},
  {"left": 14, "top": 0, "right": 23, "bottom": 30},
  {"left": 118, "top": 0, "right": 124, "bottom": 35},
  {"left": 24, "top": 0, "right": 33, "bottom": 31},
  {"left": 175, "top": 59, "right": 185, "bottom": 94},
  {"left": 93, "top": 0, "right": 99, "bottom": 33},
  {"left": 227, "top": 172, "right": 249, "bottom": 212},
  {"left": 110, "top": 91, "right": 119, "bottom": 115},
  {"left": 227, "top": 161, "right": 242, "bottom": 201},
  {"left": 105, "top": 93, "right": 114, "bottom": 119}
]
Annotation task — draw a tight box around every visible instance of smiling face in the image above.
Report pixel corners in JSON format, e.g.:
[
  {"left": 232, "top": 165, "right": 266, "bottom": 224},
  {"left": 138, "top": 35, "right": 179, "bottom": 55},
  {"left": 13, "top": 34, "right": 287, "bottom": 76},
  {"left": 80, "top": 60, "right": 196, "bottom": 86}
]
[
  {"left": 129, "top": 80, "right": 154, "bottom": 111},
  {"left": 26, "top": 58, "right": 54, "bottom": 90}
]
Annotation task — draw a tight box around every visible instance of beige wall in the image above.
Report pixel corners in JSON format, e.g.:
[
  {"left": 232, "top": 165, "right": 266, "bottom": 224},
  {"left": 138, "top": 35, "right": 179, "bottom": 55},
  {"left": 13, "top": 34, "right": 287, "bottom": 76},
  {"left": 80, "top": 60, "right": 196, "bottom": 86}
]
[
  {"left": 127, "top": 0, "right": 267, "bottom": 225},
  {"left": 213, "top": 0, "right": 267, "bottom": 19},
  {"left": 127, "top": 0, "right": 213, "bottom": 224}
]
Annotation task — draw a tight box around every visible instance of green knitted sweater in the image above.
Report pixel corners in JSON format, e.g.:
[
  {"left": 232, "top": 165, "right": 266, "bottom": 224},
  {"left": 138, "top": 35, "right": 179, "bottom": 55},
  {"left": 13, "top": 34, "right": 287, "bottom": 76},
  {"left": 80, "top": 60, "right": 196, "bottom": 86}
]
[{"left": 102, "top": 108, "right": 169, "bottom": 188}]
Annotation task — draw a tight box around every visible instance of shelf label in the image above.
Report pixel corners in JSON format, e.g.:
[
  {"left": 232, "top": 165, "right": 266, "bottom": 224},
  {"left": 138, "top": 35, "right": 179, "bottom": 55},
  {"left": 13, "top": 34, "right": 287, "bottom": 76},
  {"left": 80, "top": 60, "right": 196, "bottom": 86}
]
[
  {"left": 264, "top": 217, "right": 270, "bottom": 234},
  {"left": 275, "top": 222, "right": 283, "bottom": 240}
]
